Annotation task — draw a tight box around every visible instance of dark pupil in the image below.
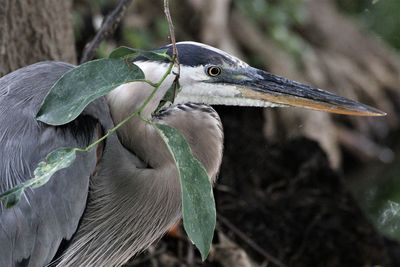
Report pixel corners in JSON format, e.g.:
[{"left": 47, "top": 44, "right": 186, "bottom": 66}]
[{"left": 209, "top": 67, "right": 220, "bottom": 76}]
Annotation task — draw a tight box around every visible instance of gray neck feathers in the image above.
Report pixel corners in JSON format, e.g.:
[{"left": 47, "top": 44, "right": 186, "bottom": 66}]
[{"left": 55, "top": 134, "right": 182, "bottom": 267}]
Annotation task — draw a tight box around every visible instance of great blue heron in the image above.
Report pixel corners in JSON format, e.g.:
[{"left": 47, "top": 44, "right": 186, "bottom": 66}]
[{"left": 0, "top": 42, "right": 384, "bottom": 267}]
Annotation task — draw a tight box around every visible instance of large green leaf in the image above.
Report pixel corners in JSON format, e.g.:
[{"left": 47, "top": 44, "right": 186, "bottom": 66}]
[
  {"left": 36, "top": 58, "right": 144, "bottom": 126},
  {"left": 109, "top": 46, "right": 171, "bottom": 61},
  {"left": 156, "top": 123, "right": 216, "bottom": 261},
  {"left": 0, "top": 148, "right": 77, "bottom": 208}
]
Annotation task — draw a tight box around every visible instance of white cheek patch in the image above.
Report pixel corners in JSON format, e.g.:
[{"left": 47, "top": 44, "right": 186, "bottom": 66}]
[
  {"left": 179, "top": 65, "right": 208, "bottom": 83},
  {"left": 135, "top": 61, "right": 174, "bottom": 84},
  {"left": 135, "top": 62, "right": 208, "bottom": 86},
  {"left": 178, "top": 83, "right": 240, "bottom": 98}
]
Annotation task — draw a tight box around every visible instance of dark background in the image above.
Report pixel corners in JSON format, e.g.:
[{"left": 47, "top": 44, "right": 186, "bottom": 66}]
[{"left": 2, "top": 0, "right": 400, "bottom": 266}]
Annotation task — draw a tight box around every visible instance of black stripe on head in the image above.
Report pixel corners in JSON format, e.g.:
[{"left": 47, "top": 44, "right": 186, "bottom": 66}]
[{"left": 160, "top": 43, "right": 239, "bottom": 67}]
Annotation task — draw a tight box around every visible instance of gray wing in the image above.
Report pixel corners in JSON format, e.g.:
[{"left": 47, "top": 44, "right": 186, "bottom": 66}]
[{"left": 0, "top": 62, "right": 113, "bottom": 267}]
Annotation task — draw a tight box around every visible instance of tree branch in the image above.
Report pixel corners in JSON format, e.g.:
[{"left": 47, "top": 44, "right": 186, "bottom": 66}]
[
  {"left": 164, "top": 0, "right": 180, "bottom": 77},
  {"left": 80, "top": 0, "right": 134, "bottom": 64}
]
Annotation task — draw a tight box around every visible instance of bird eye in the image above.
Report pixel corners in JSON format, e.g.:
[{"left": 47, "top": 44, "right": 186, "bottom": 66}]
[{"left": 206, "top": 66, "right": 222, "bottom": 77}]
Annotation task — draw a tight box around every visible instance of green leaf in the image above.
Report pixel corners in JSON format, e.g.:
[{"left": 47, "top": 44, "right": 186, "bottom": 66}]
[
  {"left": 155, "top": 79, "right": 181, "bottom": 114},
  {"left": 156, "top": 123, "right": 216, "bottom": 261},
  {"left": 109, "top": 46, "right": 171, "bottom": 61},
  {"left": 0, "top": 186, "right": 24, "bottom": 208},
  {"left": 31, "top": 148, "right": 77, "bottom": 188},
  {"left": 0, "top": 148, "right": 77, "bottom": 208},
  {"left": 36, "top": 58, "right": 145, "bottom": 126}
]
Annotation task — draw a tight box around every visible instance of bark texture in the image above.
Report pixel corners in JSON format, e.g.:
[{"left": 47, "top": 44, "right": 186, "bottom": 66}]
[{"left": 0, "top": 0, "right": 76, "bottom": 76}]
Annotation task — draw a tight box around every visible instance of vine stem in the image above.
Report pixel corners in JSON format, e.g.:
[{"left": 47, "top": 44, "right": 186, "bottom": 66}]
[
  {"left": 163, "top": 0, "right": 181, "bottom": 107},
  {"left": 164, "top": 0, "right": 180, "bottom": 77}
]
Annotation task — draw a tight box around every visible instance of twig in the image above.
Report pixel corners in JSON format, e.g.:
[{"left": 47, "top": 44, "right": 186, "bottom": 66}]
[
  {"left": 217, "top": 214, "right": 287, "bottom": 267},
  {"left": 163, "top": 0, "right": 180, "bottom": 80},
  {"left": 80, "top": 0, "right": 134, "bottom": 64}
]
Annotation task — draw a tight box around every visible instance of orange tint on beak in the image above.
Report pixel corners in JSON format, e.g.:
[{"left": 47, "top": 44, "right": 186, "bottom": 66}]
[{"left": 240, "top": 89, "right": 386, "bottom": 116}]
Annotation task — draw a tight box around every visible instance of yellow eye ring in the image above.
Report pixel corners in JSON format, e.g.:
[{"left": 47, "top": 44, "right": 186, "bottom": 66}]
[{"left": 207, "top": 66, "right": 222, "bottom": 77}]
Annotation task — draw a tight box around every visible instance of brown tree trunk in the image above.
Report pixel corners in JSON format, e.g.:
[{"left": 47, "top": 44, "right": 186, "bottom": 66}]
[{"left": 0, "top": 0, "right": 76, "bottom": 76}]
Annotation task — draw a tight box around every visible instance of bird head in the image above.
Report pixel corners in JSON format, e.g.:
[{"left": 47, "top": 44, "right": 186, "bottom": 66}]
[{"left": 152, "top": 41, "right": 385, "bottom": 116}]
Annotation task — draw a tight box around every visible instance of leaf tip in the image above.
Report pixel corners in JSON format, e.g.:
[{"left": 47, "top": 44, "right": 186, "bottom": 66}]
[
  {"left": 200, "top": 250, "right": 210, "bottom": 262},
  {"left": 35, "top": 113, "right": 44, "bottom": 122},
  {"left": 35, "top": 113, "right": 67, "bottom": 126},
  {"left": 0, "top": 189, "right": 24, "bottom": 209}
]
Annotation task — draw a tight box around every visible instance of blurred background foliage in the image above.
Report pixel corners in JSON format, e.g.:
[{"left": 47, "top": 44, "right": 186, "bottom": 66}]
[
  {"left": 233, "top": 0, "right": 307, "bottom": 60},
  {"left": 337, "top": 0, "right": 400, "bottom": 241},
  {"left": 338, "top": 0, "right": 400, "bottom": 51},
  {"left": 72, "top": 0, "right": 400, "bottom": 265},
  {"left": 73, "top": 0, "right": 400, "bottom": 58}
]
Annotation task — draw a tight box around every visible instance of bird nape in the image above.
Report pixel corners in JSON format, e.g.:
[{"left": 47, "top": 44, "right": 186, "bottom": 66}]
[{"left": 0, "top": 41, "right": 384, "bottom": 267}]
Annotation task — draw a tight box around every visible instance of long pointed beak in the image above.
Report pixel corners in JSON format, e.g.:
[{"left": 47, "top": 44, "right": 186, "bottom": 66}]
[{"left": 233, "top": 67, "right": 386, "bottom": 116}]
